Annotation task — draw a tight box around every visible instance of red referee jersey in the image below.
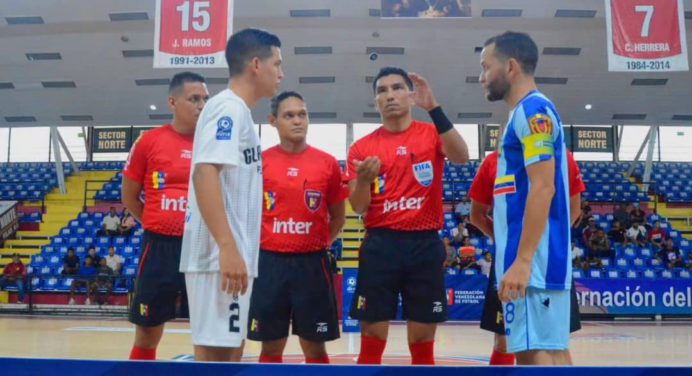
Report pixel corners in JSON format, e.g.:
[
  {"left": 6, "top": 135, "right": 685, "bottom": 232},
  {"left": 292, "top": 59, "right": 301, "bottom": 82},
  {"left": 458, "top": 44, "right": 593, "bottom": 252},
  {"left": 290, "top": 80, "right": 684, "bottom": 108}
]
[
  {"left": 261, "top": 145, "right": 346, "bottom": 253},
  {"left": 347, "top": 121, "right": 445, "bottom": 231},
  {"left": 468, "top": 150, "right": 585, "bottom": 206},
  {"left": 122, "top": 124, "right": 194, "bottom": 236}
]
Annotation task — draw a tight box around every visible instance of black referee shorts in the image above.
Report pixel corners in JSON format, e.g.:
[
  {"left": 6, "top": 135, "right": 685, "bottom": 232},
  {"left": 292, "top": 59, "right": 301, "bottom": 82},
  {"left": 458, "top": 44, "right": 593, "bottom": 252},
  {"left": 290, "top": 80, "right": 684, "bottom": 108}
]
[
  {"left": 128, "top": 231, "right": 187, "bottom": 327},
  {"left": 247, "top": 249, "right": 339, "bottom": 342},
  {"left": 349, "top": 228, "right": 448, "bottom": 324}
]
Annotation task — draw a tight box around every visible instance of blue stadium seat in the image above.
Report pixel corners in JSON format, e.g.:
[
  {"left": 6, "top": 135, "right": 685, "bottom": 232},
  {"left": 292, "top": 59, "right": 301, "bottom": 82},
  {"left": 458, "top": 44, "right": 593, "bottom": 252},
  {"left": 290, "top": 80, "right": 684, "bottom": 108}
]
[
  {"left": 572, "top": 270, "right": 584, "bottom": 279},
  {"left": 660, "top": 270, "right": 674, "bottom": 279},
  {"left": 58, "top": 277, "right": 74, "bottom": 291},
  {"left": 44, "top": 277, "right": 59, "bottom": 290},
  {"left": 607, "top": 269, "right": 620, "bottom": 279},
  {"left": 626, "top": 270, "right": 639, "bottom": 279},
  {"left": 589, "top": 270, "right": 602, "bottom": 278}
]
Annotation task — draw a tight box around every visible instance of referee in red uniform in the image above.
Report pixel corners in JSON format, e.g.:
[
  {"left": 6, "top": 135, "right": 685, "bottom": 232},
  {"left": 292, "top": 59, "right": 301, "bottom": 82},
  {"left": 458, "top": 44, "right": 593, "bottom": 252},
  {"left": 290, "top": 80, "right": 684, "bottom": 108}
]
[
  {"left": 347, "top": 67, "right": 469, "bottom": 365},
  {"left": 247, "top": 91, "right": 346, "bottom": 364},
  {"left": 469, "top": 149, "right": 585, "bottom": 365},
  {"left": 122, "top": 72, "right": 209, "bottom": 360}
]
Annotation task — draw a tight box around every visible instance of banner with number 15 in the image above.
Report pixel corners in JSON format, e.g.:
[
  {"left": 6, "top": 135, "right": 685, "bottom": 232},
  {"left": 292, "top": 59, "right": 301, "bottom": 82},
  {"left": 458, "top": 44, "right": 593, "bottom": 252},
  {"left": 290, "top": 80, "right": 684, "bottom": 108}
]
[
  {"left": 154, "top": 0, "right": 233, "bottom": 68},
  {"left": 605, "top": 0, "right": 688, "bottom": 72}
]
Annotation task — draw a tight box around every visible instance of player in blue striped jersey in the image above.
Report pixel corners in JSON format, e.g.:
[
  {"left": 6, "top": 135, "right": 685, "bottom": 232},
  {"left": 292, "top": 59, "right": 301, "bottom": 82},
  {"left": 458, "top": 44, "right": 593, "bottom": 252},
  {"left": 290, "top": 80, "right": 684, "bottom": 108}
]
[{"left": 479, "top": 31, "right": 572, "bottom": 365}]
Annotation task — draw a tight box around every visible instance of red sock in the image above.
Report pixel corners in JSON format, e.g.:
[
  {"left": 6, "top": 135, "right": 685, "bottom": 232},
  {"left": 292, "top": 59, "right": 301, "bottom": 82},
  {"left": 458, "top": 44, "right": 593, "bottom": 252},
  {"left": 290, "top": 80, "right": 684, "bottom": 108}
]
[
  {"left": 259, "top": 354, "right": 283, "bottom": 363},
  {"left": 357, "top": 335, "right": 386, "bottom": 364},
  {"left": 305, "top": 355, "right": 330, "bottom": 364},
  {"left": 129, "top": 345, "right": 156, "bottom": 360},
  {"left": 489, "top": 349, "right": 516, "bottom": 365},
  {"left": 409, "top": 341, "right": 435, "bottom": 365}
]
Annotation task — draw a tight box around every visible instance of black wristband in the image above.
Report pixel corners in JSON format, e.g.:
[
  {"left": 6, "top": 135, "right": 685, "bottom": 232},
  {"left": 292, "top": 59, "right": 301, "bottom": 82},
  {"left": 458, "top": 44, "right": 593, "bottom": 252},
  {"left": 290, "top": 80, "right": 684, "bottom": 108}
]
[{"left": 428, "top": 106, "right": 454, "bottom": 134}]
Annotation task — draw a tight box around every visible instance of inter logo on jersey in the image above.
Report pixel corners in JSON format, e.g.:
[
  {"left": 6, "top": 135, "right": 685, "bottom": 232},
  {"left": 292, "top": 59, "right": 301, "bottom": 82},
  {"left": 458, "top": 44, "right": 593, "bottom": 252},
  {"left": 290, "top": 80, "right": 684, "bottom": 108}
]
[
  {"left": 494, "top": 175, "right": 516, "bottom": 196},
  {"left": 216, "top": 116, "right": 233, "bottom": 140},
  {"left": 528, "top": 113, "right": 553, "bottom": 135},
  {"left": 264, "top": 191, "right": 276, "bottom": 212},
  {"left": 412, "top": 161, "right": 434, "bottom": 187},
  {"left": 152, "top": 171, "right": 165, "bottom": 190},
  {"left": 372, "top": 175, "right": 386, "bottom": 195},
  {"left": 304, "top": 190, "right": 322, "bottom": 212}
]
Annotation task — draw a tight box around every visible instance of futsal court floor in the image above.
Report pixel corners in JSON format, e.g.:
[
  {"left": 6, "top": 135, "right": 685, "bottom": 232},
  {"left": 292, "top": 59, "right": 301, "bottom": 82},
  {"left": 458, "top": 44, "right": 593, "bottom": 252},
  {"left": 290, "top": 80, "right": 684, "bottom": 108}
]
[{"left": 1, "top": 315, "right": 690, "bottom": 366}]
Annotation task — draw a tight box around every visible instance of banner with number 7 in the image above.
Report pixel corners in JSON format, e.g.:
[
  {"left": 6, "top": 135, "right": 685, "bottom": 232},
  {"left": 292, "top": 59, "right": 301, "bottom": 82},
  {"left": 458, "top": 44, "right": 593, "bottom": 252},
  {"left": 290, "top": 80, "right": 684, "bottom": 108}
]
[
  {"left": 154, "top": 0, "right": 233, "bottom": 68},
  {"left": 605, "top": 0, "right": 688, "bottom": 72}
]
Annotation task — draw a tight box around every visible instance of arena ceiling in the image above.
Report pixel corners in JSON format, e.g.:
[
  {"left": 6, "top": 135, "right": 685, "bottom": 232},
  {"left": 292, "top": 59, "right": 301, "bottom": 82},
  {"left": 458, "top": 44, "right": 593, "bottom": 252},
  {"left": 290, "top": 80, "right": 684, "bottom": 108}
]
[{"left": 0, "top": 0, "right": 691, "bottom": 128}]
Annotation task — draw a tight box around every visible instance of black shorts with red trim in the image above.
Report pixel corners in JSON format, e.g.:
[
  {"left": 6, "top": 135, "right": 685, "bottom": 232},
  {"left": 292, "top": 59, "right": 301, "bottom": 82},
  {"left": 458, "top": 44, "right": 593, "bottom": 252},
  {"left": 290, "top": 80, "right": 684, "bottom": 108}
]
[
  {"left": 128, "top": 231, "right": 186, "bottom": 327},
  {"left": 247, "top": 249, "right": 340, "bottom": 342}
]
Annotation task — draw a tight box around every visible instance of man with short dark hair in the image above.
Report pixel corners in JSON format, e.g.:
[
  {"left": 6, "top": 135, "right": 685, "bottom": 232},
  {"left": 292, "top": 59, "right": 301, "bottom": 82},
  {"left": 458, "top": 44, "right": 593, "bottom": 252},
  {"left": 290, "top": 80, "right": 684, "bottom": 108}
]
[
  {"left": 648, "top": 221, "right": 667, "bottom": 249},
  {"left": 479, "top": 31, "right": 572, "bottom": 365},
  {"left": 347, "top": 66, "right": 469, "bottom": 365},
  {"left": 0, "top": 254, "right": 26, "bottom": 303},
  {"left": 101, "top": 207, "right": 121, "bottom": 236},
  {"left": 122, "top": 71, "right": 209, "bottom": 360},
  {"left": 247, "top": 91, "right": 345, "bottom": 364},
  {"left": 180, "top": 28, "right": 284, "bottom": 362},
  {"left": 62, "top": 248, "right": 79, "bottom": 276},
  {"left": 69, "top": 256, "right": 97, "bottom": 305}
]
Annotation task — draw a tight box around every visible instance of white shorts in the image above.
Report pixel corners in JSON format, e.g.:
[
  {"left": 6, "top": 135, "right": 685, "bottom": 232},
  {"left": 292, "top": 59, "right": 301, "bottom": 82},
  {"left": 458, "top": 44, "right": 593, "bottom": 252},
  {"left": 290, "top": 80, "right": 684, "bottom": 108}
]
[{"left": 185, "top": 272, "right": 254, "bottom": 348}]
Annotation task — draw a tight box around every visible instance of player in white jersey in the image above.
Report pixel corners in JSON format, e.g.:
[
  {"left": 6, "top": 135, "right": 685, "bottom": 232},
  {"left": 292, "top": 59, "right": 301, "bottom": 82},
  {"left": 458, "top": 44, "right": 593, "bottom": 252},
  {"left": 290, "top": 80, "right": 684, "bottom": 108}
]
[{"left": 180, "top": 28, "right": 284, "bottom": 362}]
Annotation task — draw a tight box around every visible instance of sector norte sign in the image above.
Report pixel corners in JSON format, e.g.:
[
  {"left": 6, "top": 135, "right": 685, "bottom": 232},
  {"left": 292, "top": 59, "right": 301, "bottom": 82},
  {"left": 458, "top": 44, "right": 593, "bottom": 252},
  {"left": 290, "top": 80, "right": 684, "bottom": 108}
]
[
  {"left": 484, "top": 125, "right": 614, "bottom": 153},
  {"left": 91, "top": 127, "right": 155, "bottom": 153}
]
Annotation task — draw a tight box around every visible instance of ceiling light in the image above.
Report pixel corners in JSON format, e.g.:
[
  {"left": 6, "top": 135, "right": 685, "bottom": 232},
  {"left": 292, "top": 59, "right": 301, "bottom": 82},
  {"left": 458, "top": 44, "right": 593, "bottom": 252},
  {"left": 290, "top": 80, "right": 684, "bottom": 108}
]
[
  {"left": 149, "top": 105, "right": 157, "bottom": 111},
  {"left": 585, "top": 104, "right": 593, "bottom": 110}
]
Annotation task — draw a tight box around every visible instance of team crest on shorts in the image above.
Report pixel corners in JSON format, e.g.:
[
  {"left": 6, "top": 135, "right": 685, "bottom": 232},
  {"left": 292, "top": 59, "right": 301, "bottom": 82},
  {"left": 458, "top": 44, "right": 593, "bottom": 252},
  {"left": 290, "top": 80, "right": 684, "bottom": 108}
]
[
  {"left": 304, "top": 190, "right": 322, "bottom": 212},
  {"left": 412, "top": 161, "right": 434, "bottom": 187},
  {"left": 216, "top": 116, "right": 233, "bottom": 140},
  {"left": 528, "top": 113, "right": 553, "bottom": 135}
]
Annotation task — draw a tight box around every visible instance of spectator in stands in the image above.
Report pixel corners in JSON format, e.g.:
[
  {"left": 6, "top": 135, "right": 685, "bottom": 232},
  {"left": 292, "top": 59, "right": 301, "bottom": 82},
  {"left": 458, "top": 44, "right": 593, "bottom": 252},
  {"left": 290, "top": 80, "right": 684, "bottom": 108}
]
[
  {"left": 608, "top": 220, "right": 627, "bottom": 245},
  {"left": 450, "top": 222, "right": 469, "bottom": 245},
  {"left": 120, "top": 209, "right": 137, "bottom": 236},
  {"left": 581, "top": 201, "right": 592, "bottom": 218},
  {"left": 647, "top": 221, "right": 667, "bottom": 249},
  {"left": 69, "top": 256, "right": 97, "bottom": 305},
  {"left": 476, "top": 251, "right": 492, "bottom": 277},
  {"left": 629, "top": 202, "right": 646, "bottom": 227},
  {"left": 443, "top": 237, "right": 459, "bottom": 269},
  {"left": 589, "top": 229, "right": 613, "bottom": 260},
  {"left": 625, "top": 221, "right": 647, "bottom": 247},
  {"left": 105, "top": 246, "right": 124, "bottom": 275},
  {"left": 582, "top": 217, "right": 598, "bottom": 246},
  {"left": 62, "top": 248, "right": 80, "bottom": 275},
  {"left": 456, "top": 251, "right": 479, "bottom": 272},
  {"left": 458, "top": 237, "right": 476, "bottom": 259},
  {"left": 664, "top": 243, "right": 683, "bottom": 270},
  {"left": 0, "top": 254, "right": 26, "bottom": 303},
  {"left": 92, "top": 258, "right": 114, "bottom": 305},
  {"left": 454, "top": 198, "right": 471, "bottom": 222},
  {"left": 612, "top": 204, "right": 630, "bottom": 228},
  {"left": 100, "top": 207, "right": 121, "bottom": 236},
  {"left": 571, "top": 241, "right": 586, "bottom": 272},
  {"left": 685, "top": 250, "right": 692, "bottom": 271},
  {"left": 85, "top": 246, "right": 101, "bottom": 267}
]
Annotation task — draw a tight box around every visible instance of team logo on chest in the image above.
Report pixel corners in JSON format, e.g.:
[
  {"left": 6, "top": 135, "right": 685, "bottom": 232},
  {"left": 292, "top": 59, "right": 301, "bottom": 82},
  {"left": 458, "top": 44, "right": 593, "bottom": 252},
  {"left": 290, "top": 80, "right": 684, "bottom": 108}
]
[
  {"left": 412, "top": 161, "right": 434, "bottom": 187},
  {"left": 304, "top": 190, "right": 322, "bottom": 212}
]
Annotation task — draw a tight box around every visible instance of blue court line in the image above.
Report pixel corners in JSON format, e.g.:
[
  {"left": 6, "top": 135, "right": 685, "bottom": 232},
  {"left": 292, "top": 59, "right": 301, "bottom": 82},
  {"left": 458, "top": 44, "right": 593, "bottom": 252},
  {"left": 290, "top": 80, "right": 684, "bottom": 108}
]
[{"left": 2, "top": 357, "right": 692, "bottom": 376}]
